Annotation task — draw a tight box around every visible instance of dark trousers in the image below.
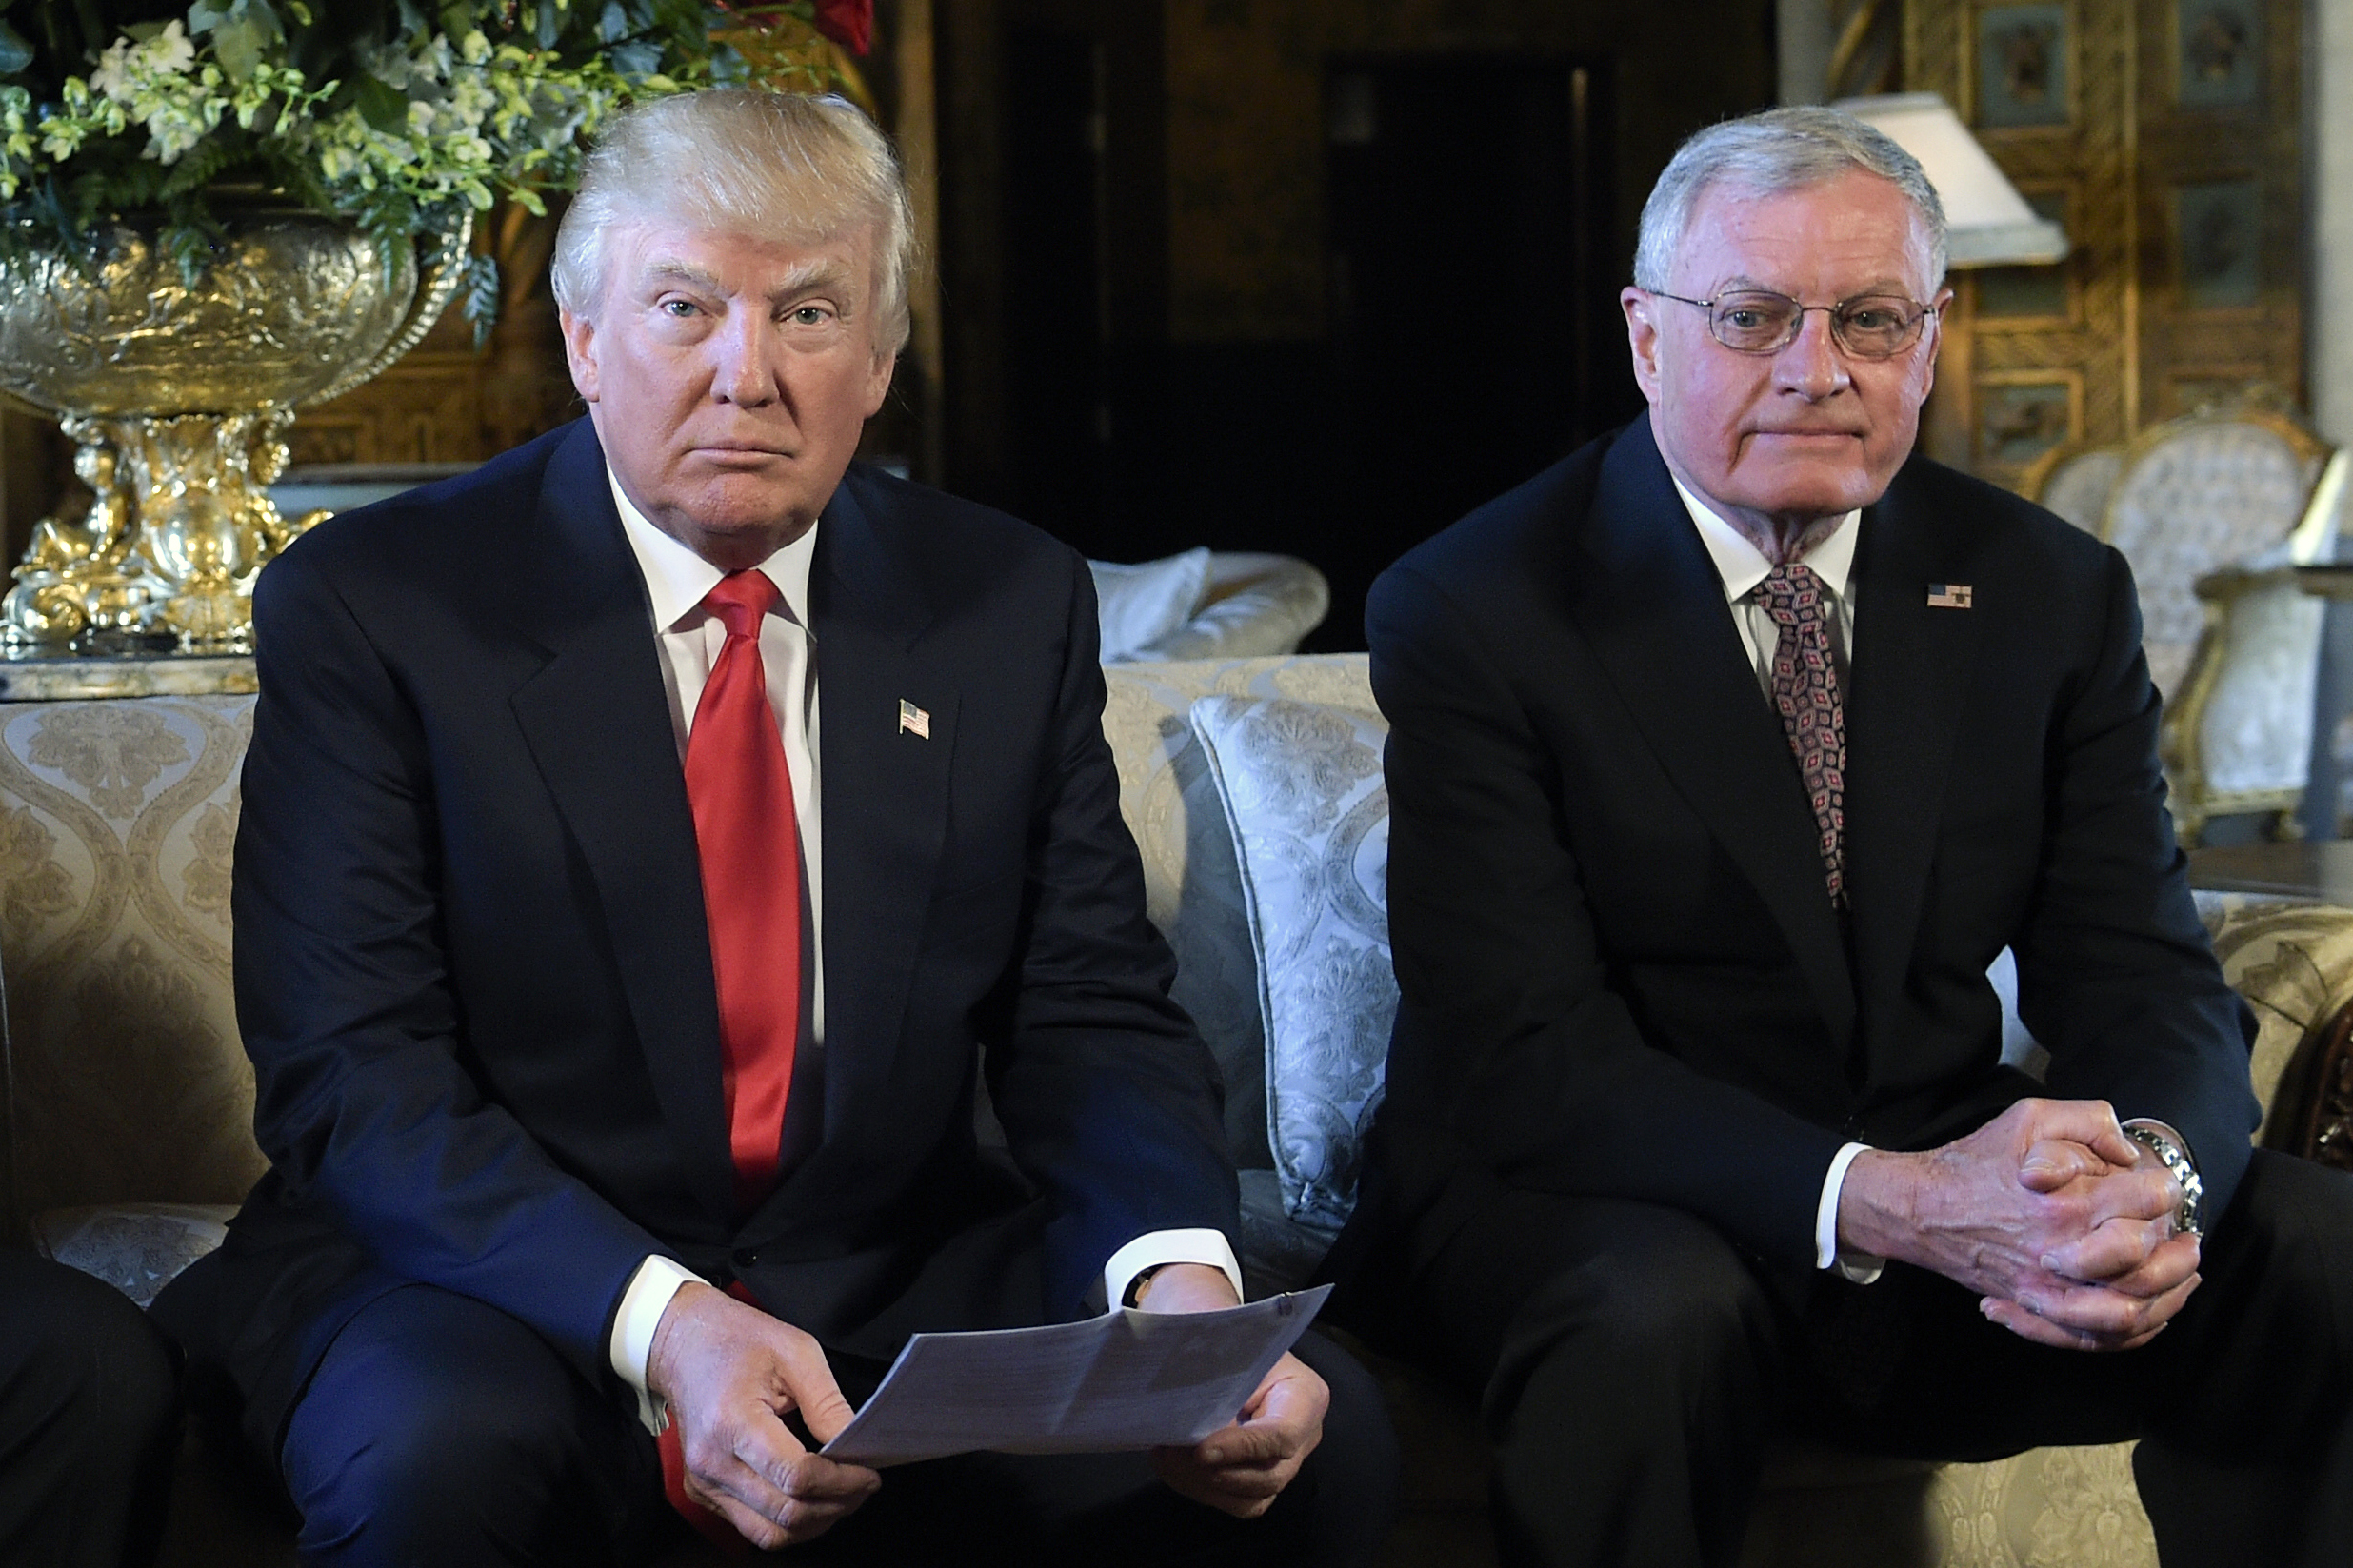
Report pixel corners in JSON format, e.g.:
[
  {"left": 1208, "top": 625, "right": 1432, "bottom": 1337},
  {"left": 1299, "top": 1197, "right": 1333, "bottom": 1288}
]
[
  {"left": 273, "top": 1283, "right": 1398, "bottom": 1567},
  {"left": 0, "top": 1249, "right": 180, "bottom": 1568},
  {"left": 1365, "top": 1147, "right": 2353, "bottom": 1568}
]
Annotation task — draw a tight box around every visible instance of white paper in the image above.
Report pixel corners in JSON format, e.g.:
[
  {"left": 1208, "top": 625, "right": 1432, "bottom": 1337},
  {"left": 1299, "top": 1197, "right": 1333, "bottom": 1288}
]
[{"left": 821, "top": 1285, "right": 1332, "bottom": 1467}]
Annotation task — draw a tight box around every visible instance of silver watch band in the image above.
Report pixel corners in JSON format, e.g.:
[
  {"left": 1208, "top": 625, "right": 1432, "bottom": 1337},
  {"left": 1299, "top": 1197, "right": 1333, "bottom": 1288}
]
[{"left": 2123, "top": 1121, "right": 2204, "bottom": 1239}]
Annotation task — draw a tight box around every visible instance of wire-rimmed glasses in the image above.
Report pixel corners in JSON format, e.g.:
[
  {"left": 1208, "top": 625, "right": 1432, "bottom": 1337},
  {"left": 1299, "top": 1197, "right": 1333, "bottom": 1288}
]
[{"left": 1647, "top": 289, "right": 1940, "bottom": 359}]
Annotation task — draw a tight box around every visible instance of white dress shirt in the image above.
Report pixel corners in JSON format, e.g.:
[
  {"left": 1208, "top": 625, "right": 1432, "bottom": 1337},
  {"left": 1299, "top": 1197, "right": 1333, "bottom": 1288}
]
[
  {"left": 1670, "top": 476, "right": 1883, "bottom": 1283},
  {"left": 597, "top": 469, "right": 1240, "bottom": 1431}
]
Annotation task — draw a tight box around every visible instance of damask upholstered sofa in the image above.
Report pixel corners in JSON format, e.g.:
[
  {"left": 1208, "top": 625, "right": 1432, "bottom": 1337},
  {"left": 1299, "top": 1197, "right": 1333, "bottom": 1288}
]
[{"left": 3, "top": 658, "right": 2351, "bottom": 1567}]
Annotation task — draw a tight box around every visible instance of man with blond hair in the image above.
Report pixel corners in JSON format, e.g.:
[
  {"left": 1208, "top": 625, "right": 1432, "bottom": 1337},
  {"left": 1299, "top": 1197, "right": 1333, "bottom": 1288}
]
[
  {"left": 157, "top": 89, "right": 1391, "bottom": 1566},
  {"left": 1349, "top": 105, "right": 2353, "bottom": 1567}
]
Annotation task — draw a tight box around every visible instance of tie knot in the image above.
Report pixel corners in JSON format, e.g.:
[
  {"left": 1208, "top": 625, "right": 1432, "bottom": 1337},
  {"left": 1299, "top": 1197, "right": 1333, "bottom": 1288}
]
[
  {"left": 1757, "top": 563, "right": 1829, "bottom": 629},
  {"left": 703, "top": 571, "right": 779, "bottom": 640}
]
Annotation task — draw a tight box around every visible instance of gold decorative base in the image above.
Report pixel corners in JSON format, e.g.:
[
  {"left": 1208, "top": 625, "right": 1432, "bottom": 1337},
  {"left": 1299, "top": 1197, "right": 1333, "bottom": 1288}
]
[{"left": 2, "top": 411, "right": 327, "bottom": 651}]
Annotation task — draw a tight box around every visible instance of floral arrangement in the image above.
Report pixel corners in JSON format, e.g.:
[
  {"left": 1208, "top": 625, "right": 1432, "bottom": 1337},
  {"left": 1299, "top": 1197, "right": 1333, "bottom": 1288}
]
[{"left": 0, "top": 0, "right": 873, "bottom": 331}]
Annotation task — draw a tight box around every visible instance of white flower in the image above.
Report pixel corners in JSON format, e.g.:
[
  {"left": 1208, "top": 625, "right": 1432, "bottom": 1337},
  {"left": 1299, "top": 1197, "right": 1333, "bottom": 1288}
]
[
  {"left": 408, "top": 99, "right": 437, "bottom": 133},
  {"left": 147, "top": 21, "right": 197, "bottom": 77},
  {"left": 90, "top": 40, "right": 135, "bottom": 104}
]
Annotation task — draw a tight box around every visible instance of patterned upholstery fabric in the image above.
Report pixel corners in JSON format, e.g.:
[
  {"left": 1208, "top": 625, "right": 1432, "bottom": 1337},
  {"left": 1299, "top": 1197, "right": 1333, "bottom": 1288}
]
[
  {"left": 1189, "top": 695, "right": 1392, "bottom": 1237},
  {"left": 2101, "top": 420, "right": 2323, "bottom": 701},
  {"left": 2037, "top": 447, "right": 2125, "bottom": 535},
  {"left": 2190, "top": 566, "right": 2328, "bottom": 797},
  {"left": 30, "top": 1201, "right": 235, "bottom": 1308},
  {"left": 0, "top": 696, "right": 263, "bottom": 1235},
  {"left": 1097, "top": 655, "right": 1375, "bottom": 1170}
]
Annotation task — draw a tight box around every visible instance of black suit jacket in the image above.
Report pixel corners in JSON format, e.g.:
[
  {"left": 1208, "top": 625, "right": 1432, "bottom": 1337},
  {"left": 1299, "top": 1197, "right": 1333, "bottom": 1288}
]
[
  {"left": 157, "top": 419, "right": 1238, "bottom": 1452},
  {"left": 1364, "top": 418, "right": 2258, "bottom": 1280}
]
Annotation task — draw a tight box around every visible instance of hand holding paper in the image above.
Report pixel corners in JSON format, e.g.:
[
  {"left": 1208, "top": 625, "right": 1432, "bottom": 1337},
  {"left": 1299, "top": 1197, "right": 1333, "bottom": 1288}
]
[
  {"left": 1136, "top": 1262, "right": 1327, "bottom": 1518},
  {"left": 820, "top": 1284, "right": 1334, "bottom": 1476}
]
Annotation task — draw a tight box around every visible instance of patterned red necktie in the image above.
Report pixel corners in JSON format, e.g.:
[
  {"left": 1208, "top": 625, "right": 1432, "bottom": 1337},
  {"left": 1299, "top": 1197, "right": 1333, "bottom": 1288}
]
[
  {"left": 682, "top": 570, "right": 803, "bottom": 1206},
  {"left": 1758, "top": 563, "right": 1846, "bottom": 907}
]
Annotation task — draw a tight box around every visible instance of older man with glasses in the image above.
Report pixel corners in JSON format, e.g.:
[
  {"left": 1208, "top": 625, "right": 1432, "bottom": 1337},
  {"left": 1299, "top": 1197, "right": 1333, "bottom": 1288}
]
[{"left": 1341, "top": 105, "right": 2353, "bottom": 1568}]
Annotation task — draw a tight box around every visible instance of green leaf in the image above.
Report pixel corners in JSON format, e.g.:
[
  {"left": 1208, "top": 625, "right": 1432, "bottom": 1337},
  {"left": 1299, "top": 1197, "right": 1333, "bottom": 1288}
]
[
  {"left": 608, "top": 38, "right": 659, "bottom": 78},
  {"left": 0, "top": 20, "right": 30, "bottom": 76},
  {"left": 458, "top": 249, "right": 498, "bottom": 346},
  {"left": 354, "top": 72, "right": 407, "bottom": 133},
  {"left": 188, "top": 0, "right": 234, "bottom": 34},
  {"left": 599, "top": 2, "right": 627, "bottom": 43},
  {"left": 212, "top": 16, "right": 272, "bottom": 81}
]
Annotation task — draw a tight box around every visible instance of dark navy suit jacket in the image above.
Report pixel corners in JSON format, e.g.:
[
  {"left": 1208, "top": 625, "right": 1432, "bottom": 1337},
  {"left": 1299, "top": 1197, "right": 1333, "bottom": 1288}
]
[
  {"left": 1362, "top": 418, "right": 2259, "bottom": 1282},
  {"left": 156, "top": 419, "right": 1239, "bottom": 1454}
]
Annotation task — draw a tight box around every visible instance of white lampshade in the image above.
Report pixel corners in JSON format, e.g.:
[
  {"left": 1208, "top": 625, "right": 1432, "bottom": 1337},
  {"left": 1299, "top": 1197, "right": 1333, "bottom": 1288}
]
[{"left": 1831, "top": 92, "right": 2069, "bottom": 268}]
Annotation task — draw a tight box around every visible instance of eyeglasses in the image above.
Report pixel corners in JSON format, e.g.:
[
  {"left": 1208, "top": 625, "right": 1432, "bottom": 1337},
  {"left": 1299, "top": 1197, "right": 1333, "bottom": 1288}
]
[{"left": 1648, "top": 288, "right": 1939, "bottom": 359}]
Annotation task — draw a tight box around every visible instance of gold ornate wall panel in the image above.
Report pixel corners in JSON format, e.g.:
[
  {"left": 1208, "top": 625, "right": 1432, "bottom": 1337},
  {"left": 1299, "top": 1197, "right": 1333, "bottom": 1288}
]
[{"left": 1906, "top": 0, "right": 2303, "bottom": 489}]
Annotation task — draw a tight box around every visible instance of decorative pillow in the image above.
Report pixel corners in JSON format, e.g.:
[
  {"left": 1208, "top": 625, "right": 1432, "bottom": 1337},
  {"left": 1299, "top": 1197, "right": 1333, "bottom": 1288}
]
[
  {"left": 1088, "top": 548, "right": 1214, "bottom": 664},
  {"left": 1188, "top": 695, "right": 1393, "bottom": 1234},
  {"left": 31, "top": 1201, "right": 235, "bottom": 1307}
]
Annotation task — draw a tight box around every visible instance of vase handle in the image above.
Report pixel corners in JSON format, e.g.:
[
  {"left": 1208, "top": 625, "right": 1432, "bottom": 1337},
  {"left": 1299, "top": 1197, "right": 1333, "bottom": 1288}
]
[{"left": 296, "top": 211, "right": 476, "bottom": 411}]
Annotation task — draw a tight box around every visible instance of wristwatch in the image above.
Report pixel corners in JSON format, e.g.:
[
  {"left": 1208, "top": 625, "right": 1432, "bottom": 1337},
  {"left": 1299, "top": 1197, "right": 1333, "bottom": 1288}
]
[{"left": 2123, "top": 1121, "right": 2204, "bottom": 1239}]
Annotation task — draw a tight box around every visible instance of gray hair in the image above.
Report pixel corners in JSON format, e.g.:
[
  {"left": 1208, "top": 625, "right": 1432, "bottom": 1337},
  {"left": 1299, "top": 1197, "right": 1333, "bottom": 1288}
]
[
  {"left": 550, "top": 89, "right": 916, "bottom": 357},
  {"left": 1631, "top": 106, "right": 1947, "bottom": 292}
]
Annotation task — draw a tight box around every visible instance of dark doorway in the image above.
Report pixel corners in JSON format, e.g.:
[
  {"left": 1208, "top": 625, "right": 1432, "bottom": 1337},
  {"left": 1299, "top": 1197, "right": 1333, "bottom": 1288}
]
[
  {"left": 1000, "top": 25, "right": 1111, "bottom": 553},
  {"left": 1319, "top": 54, "right": 1637, "bottom": 647}
]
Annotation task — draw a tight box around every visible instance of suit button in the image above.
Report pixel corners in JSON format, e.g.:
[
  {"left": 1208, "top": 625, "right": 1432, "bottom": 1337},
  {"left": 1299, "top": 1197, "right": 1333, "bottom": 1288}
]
[{"left": 731, "top": 1248, "right": 759, "bottom": 1269}]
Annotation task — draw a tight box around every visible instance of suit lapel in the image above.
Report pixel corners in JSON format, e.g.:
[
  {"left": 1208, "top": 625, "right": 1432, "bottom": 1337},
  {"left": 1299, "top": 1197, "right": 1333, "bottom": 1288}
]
[
  {"left": 1567, "top": 422, "right": 1857, "bottom": 1051},
  {"left": 506, "top": 423, "right": 737, "bottom": 1225},
  {"left": 767, "top": 473, "right": 956, "bottom": 1215},
  {"left": 1843, "top": 469, "right": 1982, "bottom": 1079}
]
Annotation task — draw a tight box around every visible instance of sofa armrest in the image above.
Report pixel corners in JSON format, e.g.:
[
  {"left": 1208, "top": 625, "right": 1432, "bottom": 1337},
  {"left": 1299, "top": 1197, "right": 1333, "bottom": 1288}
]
[{"left": 2206, "top": 901, "right": 2353, "bottom": 1141}]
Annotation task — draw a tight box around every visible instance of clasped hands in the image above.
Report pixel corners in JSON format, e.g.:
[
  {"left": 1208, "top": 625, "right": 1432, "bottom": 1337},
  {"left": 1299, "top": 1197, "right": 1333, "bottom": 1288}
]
[
  {"left": 1838, "top": 1098, "right": 2201, "bottom": 1353},
  {"left": 645, "top": 1265, "right": 1328, "bottom": 1549}
]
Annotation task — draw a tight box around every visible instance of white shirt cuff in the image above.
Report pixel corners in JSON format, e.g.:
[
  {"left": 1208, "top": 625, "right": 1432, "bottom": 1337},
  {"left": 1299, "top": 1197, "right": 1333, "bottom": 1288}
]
[
  {"left": 1816, "top": 1141, "right": 1884, "bottom": 1284},
  {"left": 1102, "top": 1228, "right": 1245, "bottom": 1310},
  {"left": 608, "top": 1254, "right": 705, "bottom": 1435}
]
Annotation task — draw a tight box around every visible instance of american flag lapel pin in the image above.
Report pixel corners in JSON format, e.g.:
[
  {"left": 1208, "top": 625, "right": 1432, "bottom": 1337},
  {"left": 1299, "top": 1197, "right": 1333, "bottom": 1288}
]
[
  {"left": 898, "top": 699, "right": 931, "bottom": 739},
  {"left": 1926, "top": 584, "right": 1974, "bottom": 609}
]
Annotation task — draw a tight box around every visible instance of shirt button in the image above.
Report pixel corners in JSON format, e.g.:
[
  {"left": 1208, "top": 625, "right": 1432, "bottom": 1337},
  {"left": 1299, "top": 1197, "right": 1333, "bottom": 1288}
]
[{"left": 730, "top": 1248, "right": 759, "bottom": 1270}]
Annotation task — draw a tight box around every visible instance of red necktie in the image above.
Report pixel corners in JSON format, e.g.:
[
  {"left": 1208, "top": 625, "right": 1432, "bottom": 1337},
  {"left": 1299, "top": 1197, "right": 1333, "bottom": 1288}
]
[
  {"left": 663, "top": 572, "right": 806, "bottom": 1546},
  {"left": 1758, "top": 563, "right": 1846, "bottom": 907},
  {"left": 683, "top": 571, "right": 804, "bottom": 1207}
]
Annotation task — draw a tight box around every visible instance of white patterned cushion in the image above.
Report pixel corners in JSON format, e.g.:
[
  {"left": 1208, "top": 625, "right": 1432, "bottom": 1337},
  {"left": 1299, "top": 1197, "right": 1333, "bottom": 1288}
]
[
  {"left": 1098, "top": 655, "right": 1376, "bottom": 1169},
  {"left": 30, "top": 1201, "right": 235, "bottom": 1308},
  {"left": 1089, "top": 548, "right": 1214, "bottom": 663},
  {"left": 1189, "top": 695, "right": 1393, "bottom": 1234}
]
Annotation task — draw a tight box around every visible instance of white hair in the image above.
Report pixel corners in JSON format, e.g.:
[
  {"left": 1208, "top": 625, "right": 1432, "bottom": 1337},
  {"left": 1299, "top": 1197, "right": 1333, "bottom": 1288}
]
[
  {"left": 1632, "top": 106, "right": 1947, "bottom": 292},
  {"left": 550, "top": 89, "right": 916, "bottom": 356}
]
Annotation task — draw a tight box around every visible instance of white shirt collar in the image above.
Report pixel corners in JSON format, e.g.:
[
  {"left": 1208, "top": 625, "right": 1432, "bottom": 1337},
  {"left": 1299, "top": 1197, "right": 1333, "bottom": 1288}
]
[
  {"left": 1669, "top": 472, "right": 1860, "bottom": 604},
  {"left": 607, "top": 466, "right": 819, "bottom": 633}
]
